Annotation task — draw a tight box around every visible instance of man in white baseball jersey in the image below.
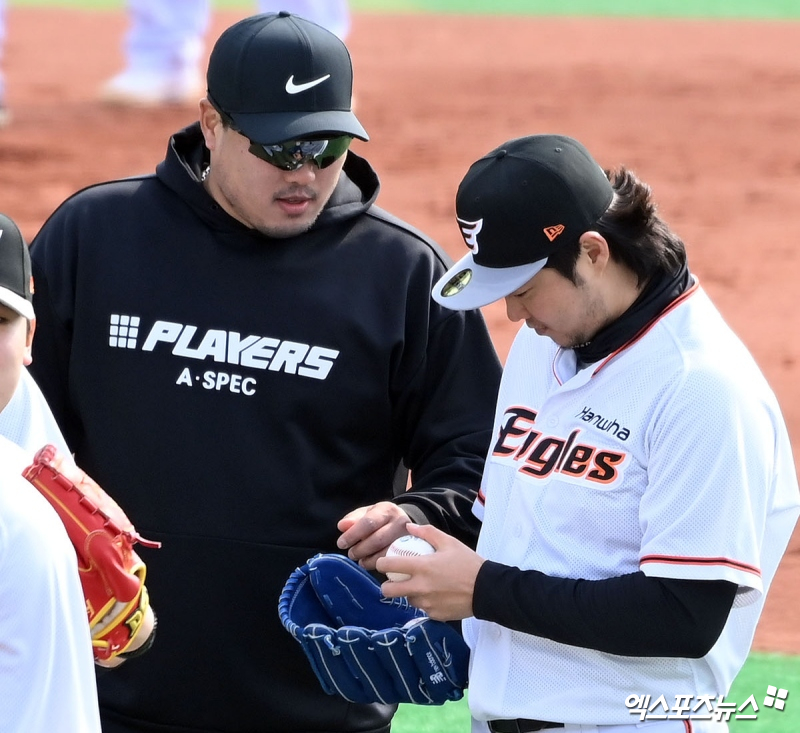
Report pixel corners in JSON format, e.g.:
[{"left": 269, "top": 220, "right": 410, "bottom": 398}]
[
  {"left": 0, "top": 212, "right": 101, "bottom": 732},
  {"left": 376, "top": 135, "right": 800, "bottom": 733},
  {"left": 0, "top": 213, "right": 158, "bottom": 731}
]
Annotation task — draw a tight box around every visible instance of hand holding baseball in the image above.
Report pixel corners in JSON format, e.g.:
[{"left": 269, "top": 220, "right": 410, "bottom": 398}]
[
  {"left": 384, "top": 534, "right": 436, "bottom": 581},
  {"left": 376, "top": 523, "right": 485, "bottom": 621},
  {"left": 336, "top": 501, "right": 413, "bottom": 569}
]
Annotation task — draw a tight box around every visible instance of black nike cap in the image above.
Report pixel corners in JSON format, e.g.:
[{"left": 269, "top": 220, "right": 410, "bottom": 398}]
[{"left": 206, "top": 12, "right": 368, "bottom": 145}]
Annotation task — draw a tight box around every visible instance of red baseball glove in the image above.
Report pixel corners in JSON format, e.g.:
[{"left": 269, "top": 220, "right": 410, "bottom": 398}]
[{"left": 22, "top": 444, "right": 161, "bottom": 662}]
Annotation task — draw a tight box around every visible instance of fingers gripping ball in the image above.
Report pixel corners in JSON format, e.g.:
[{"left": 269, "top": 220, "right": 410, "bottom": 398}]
[
  {"left": 22, "top": 445, "right": 161, "bottom": 662},
  {"left": 385, "top": 534, "right": 435, "bottom": 581},
  {"left": 278, "top": 553, "right": 469, "bottom": 705}
]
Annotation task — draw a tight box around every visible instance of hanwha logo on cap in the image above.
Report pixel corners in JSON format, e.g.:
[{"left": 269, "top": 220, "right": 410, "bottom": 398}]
[
  {"left": 439, "top": 269, "right": 473, "bottom": 298},
  {"left": 457, "top": 217, "right": 483, "bottom": 254}
]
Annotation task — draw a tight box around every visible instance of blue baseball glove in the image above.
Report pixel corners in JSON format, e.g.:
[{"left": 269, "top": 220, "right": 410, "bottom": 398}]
[{"left": 278, "top": 553, "right": 469, "bottom": 705}]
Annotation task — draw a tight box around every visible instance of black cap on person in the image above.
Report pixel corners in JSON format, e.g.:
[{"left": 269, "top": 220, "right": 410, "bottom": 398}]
[
  {"left": 0, "top": 213, "right": 34, "bottom": 320},
  {"left": 206, "top": 12, "right": 368, "bottom": 144},
  {"left": 432, "top": 134, "right": 614, "bottom": 310}
]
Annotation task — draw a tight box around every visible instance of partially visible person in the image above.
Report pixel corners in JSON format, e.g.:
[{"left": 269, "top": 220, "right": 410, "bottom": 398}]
[
  {"left": 374, "top": 135, "right": 800, "bottom": 733},
  {"left": 0, "top": 211, "right": 99, "bottom": 732},
  {"left": 0, "top": 213, "right": 159, "bottom": 730},
  {"left": 100, "top": 0, "right": 351, "bottom": 106},
  {"left": 0, "top": 0, "right": 8, "bottom": 125},
  {"left": 28, "top": 12, "right": 501, "bottom": 733},
  {"left": 0, "top": 448, "right": 101, "bottom": 732},
  {"left": 0, "top": 1, "right": 350, "bottom": 121}
]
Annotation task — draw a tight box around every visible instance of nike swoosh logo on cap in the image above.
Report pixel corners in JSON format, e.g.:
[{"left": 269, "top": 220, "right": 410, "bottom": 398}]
[{"left": 285, "top": 74, "right": 331, "bottom": 94}]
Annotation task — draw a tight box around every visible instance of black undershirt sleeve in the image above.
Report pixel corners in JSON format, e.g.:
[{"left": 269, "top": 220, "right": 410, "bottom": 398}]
[{"left": 472, "top": 561, "right": 738, "bottom": 658}]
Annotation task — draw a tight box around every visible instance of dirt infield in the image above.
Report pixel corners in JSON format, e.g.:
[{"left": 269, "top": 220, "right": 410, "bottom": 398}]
[{"left": 1, "top": 8, "right": 799, "bottom": 653}]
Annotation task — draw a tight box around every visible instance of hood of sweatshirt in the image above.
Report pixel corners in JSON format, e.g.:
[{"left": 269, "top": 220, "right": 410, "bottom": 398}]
[{"left": 155, "top": 121, "right": 381, "bottom": 237}]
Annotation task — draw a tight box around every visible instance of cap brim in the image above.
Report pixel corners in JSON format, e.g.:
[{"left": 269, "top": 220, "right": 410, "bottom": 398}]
[
  {"left": 0, "top": 287, "right": 34, "bottom": 320},
  {"left": 233, "top": 109, "right": 369, "bottom": 144},
  {"left": 431, "top": 252, "right": 547, "bottom": 311}
]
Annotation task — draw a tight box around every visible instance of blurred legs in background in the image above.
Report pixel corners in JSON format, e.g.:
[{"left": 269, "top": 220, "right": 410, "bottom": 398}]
[
  {"left": 0, "top": 0, "right": 8, "bottom": 126},
  {"left": 100, "top": 0, "right": 351, "bottom": 106}
]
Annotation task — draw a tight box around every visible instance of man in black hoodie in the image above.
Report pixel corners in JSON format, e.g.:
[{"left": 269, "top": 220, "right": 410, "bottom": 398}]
[{"left": 27, "top": 12, "right": 502, "bottom": 733}]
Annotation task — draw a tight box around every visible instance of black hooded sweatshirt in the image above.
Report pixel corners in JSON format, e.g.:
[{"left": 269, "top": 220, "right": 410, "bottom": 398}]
[{"left": 29, "top": 123, "right": 503, "bottom": 733}]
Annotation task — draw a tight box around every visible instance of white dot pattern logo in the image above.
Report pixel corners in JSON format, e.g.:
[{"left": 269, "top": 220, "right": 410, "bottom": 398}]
[{"left": 109, "top": 314, "right": 140, "bottom": 349}]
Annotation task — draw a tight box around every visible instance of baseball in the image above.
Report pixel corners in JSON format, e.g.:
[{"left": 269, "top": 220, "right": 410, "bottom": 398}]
[{"left": 384, "top": 534, "right": 435, "bottom": 581}]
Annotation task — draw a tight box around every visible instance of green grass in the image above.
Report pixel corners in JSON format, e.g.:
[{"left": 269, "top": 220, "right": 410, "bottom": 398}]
[
  {"left": 350, "top": 0, "right": 800, "bottom": 17},
  {"left": 8, "top": 0, "right": 800, "bottom": 18},
  {"left": 392, "top": 652, "right": 800, "bottom": 732}
]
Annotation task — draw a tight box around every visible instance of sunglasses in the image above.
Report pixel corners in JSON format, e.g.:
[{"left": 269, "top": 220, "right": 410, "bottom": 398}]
[
  {"left": 247, "top": 136, "right": 353, "bottom": 171},
  {"left": 208, "top": 96, "right": 352, "bottom": 171}
]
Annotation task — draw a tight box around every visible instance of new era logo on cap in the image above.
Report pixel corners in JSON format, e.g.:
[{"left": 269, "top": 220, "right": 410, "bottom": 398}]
[
  {"left": 0, "top": 213, "right": 35, "bottom": 320},
  {"left": 544, "top": 224, "right": 565, "bottom": 242},
  {"left": 432, "top": 134, "right": 614, "bottom": 311}
]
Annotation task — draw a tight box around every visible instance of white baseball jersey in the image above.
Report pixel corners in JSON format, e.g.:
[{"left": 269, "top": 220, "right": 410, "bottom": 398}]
[
  {"left": 0, "top": 435, "right": 101, "bottom": 732},
  {"left": 464, "top": 284, "right": 800, "bottom": 725},
  {"left": 0, "top": 367, "right": 71, "bottom": 456}
]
